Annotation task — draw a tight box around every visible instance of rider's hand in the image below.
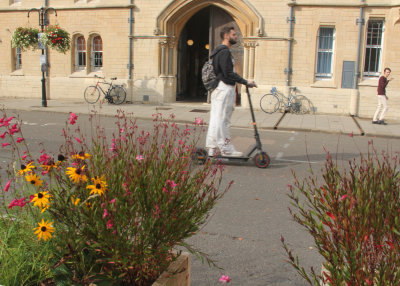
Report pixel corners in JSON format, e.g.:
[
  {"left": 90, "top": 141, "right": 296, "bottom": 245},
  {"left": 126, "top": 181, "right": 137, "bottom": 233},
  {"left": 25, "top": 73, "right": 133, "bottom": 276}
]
[{"left": 247, "top": 81, "right": 257, "bottom": 88}]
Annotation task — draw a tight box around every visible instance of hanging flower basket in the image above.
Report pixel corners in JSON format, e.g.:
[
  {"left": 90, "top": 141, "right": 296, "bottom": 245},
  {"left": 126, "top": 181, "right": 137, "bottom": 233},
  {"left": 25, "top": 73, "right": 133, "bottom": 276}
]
[
  {"left": 11, "top": 27, "right": 39, "bottom": 51},
  {"left": 39, "top": 25, "right": 71, "bottom": 54}
]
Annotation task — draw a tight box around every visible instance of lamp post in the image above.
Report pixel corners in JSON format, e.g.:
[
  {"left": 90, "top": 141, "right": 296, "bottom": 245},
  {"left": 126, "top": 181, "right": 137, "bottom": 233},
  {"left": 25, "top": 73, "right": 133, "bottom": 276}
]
[{"left": 27, "top": 7, "right": 57, "bottom": 107}]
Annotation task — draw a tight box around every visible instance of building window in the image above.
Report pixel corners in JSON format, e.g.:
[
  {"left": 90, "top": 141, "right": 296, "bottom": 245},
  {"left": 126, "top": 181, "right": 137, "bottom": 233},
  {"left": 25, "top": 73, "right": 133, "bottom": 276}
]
[
  {"left": 91, "top": 36, "right": 103, "bottom": 71},
  {"left": 12, "top": 0, "right": 22, "bottom": 4},
  {"left": 364, "top": 19, "right": 384, "bottom": 77},
  {"left": 75, "top": 36, "right": 86, "bottom": 71},
  {"left": 15, "top": 47, "right": 22, "bottom": 70},
  {"left": 316, "top": 27, "right": 335, "bottom": 79}
]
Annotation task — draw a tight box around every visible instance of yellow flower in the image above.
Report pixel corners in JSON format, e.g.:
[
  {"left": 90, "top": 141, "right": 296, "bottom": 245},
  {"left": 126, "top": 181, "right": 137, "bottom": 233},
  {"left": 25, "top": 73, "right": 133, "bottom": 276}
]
[
  {"left": 25, "top": 173, "right": 43, "bottom": 187},
  {"left": 71, "top": 196, "right": 81, "bottom": 206},
  {"left": 66, "top": 166, "right": 88, "bottom": 184},
  {"left": 33, "top": 219, "right": 54, "bottom": 241},
  {"left": 31, "top": 191, "right": 51, "bottom": 210},
  {"left": 17, "top": 162, "right": 35, "bottom": 175},
  {"left": 41, "top": 161, "right": 59, "bottom": 172},
  {"left": 71, "top": 152, "right": 91, "bottom": 160},
  {"left": 85, "top": 201, "right": 93, "bottom": 210},
  {"left": 86, "top": 175, "right": 108, "bottom": 196}
]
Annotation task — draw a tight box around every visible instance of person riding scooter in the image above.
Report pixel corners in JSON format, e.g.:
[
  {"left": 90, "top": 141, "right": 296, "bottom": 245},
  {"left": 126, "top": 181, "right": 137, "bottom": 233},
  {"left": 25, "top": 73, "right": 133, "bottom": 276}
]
[{"left": 206, "top": 26, "right": 257, "bottom": 157}]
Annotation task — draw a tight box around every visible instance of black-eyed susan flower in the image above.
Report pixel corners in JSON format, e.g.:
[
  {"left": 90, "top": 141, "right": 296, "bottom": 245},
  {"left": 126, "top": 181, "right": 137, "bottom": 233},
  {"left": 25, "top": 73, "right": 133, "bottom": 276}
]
[
  {"left": 31, "top": 191, "right": 51, "bottom": 209},
  {"left": 71, "top": 152, "right": 91, "bottom": 160},
  {"left": 25, "top": 173, "right": 43, "bottom": 187},
  {"left": 57, "top": 154, "right": 66, "bottom": 162},
  {"left": 71, "top": 196, "right": 81, "bottom": 206},
  {"left": 86, "top": 175, "right": 108, "bottom": 196},
  {"left": 33, "top": 219, "right": 54, "bottom": 241},
  {"left": 17, "top": 162, "right": 35, "bottom": 175},
  {"left": 66, "top": 166, "right": 88, "bottom": 184},
  {"left": 41, "top": 160, "right": 59, "bottom": 172}
]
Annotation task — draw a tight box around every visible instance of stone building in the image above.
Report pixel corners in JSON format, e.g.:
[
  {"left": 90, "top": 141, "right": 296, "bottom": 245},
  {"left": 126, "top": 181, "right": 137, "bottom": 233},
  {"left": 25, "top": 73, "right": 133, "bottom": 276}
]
[{"left": 1, "top": 0, "right": 400, "bottom": 119}]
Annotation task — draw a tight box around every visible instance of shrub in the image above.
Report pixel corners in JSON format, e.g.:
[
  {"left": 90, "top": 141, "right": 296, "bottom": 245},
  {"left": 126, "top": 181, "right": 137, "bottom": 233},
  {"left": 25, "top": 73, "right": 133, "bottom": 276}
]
[
  {"left": 0, "top": 111, "right": 230, "bottom": 285},
  {"left": 282, "top": 146, "right": 400, "bottom": 285}
]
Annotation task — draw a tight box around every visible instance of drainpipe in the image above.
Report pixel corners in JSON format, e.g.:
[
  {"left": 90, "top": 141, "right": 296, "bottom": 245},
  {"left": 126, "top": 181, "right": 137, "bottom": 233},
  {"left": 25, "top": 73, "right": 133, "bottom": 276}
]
[
  {"left": 127, "top": 0, "right": 134, "bottom": 102},
  {"left": 44, "top": 0, "right": 50, "bottom": 100},
  {"left": 350, "top": 0, "right": 366, "bottom": 116},
  {"left": 285, "top": 1, "right": 295, "bottom": 89}
]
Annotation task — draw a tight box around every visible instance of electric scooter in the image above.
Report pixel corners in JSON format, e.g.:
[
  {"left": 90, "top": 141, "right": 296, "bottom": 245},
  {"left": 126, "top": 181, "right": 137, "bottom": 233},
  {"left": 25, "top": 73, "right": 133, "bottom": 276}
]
[{"left": 194, "top": 86, "right": 270, "bottom": 168}]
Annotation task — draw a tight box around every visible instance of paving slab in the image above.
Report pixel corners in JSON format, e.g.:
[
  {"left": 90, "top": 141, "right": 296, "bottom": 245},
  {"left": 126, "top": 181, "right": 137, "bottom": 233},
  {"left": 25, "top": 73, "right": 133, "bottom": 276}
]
[{"left": 356, "top": 117, "right": 400, "bottom": 138}]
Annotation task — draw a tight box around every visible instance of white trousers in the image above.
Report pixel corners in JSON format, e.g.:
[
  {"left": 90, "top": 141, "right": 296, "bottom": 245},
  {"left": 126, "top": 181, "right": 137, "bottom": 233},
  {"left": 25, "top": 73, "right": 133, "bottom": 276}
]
[
  {"left": 373, "top": 95, "right": 388, "bottom": 121},
  {"left": 206, "top": 81, "right": 236, "bottom": 152}
]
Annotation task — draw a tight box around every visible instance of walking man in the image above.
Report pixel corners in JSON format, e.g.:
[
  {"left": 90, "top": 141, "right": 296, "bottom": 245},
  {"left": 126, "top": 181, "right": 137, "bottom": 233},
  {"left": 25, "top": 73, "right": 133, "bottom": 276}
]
[
  {"left": 206, "top": 26, "right": 256, "bottom": 157},
  {"left": 372, "top": 67, "right": 392, "bottom": 125}
]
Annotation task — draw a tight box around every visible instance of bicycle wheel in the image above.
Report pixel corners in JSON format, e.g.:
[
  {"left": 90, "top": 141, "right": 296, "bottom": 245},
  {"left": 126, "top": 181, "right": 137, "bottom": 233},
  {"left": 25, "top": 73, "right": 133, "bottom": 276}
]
[
  {"left": 84, "top": 86, "right": 100, "bottom": 104},
  {"left": 109, "top": 86, "right": 126, "bottom": 105},
  {"left": 260, "top": 93, "right": 280, "bottom": 114},
  {"left": 292, "top": 95, "right": 313, "bottom": 114}
]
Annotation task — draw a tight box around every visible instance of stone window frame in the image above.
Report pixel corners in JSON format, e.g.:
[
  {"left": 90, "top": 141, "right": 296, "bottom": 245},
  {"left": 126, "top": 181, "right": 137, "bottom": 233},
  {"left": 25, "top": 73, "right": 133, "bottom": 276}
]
[
  {"left": 74, "top": 35, "right": 86, "bottom": 71},
  {"left": 363, "top": 18, "right": 385, "bottom": 78},
  {"left": 14, "top": 47, "right": 22, "bottom": 71},
  {"left": 315, "top": 26, "right": 335, "bottom": 80},
  {"left": 89, "top": 34, "right": 103, "bottom": 72}
]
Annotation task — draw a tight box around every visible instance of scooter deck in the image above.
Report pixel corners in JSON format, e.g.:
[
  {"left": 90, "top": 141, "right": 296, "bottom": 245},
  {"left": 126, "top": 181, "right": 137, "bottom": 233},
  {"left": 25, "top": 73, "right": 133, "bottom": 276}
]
[{"left": 208, "top": 155, "right": 251, "bottom": 161}]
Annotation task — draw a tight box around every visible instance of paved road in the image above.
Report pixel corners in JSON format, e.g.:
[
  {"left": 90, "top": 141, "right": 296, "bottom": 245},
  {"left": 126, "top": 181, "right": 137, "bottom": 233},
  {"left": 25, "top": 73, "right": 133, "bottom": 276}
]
[{"left": 1, "top": 110, "right": 399, "bottom": 286}]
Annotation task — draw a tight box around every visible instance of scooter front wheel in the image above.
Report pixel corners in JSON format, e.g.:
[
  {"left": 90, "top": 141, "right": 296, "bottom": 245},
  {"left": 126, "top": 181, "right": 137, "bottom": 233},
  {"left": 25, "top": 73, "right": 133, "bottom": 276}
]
[{"left": 254, "top": 152, "right": 270, "bottom": 168}]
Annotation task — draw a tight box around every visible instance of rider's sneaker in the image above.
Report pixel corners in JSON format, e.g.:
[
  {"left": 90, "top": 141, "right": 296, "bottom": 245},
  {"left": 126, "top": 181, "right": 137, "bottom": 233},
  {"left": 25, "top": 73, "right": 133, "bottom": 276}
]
[{"left": 208, "top": 148, "right": 219, "bottom": 157}]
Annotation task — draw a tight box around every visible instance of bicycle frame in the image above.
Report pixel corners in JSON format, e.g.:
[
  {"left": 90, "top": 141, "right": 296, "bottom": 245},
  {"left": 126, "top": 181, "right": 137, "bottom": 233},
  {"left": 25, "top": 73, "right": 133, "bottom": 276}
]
[{"left": 94, "top": 79, "right": 114, "bottom": 97}]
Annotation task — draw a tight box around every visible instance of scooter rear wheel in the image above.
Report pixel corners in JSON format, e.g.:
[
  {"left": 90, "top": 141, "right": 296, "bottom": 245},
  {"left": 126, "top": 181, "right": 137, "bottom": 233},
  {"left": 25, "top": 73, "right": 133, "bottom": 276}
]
[
  {"left": 192, "top": 148, "right": 208, "bottom": 164},
  {"left": 254, "top": 152, "right": 270, "bottom": 168}
]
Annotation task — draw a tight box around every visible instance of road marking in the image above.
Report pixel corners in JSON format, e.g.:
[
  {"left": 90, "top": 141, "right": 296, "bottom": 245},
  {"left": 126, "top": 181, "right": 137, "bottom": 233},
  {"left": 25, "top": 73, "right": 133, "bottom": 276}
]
[
  {"left": 41, "top": 123, "right": 57, "bottom": 126},
  {"left": 275, "top": 152, "right": 283, "bottom": 159},
  {"left": 275, "top": 158, "right": 318, "bottom": 164},
  {"left": 22, "top": 121, "right": 38, "bottom": 126},
  {"left": 283, "top": 143, "right": 290, "bottom": 149}
]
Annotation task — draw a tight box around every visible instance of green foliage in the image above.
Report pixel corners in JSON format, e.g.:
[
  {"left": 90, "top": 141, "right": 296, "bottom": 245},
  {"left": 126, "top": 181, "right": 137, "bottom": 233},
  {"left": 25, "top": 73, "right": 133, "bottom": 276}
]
[
  {"left": 0, "top": 215, "right": 53, "bottom": 285},
  {"left": 282, "top": 145, "right": 400, "bottom": 285}
]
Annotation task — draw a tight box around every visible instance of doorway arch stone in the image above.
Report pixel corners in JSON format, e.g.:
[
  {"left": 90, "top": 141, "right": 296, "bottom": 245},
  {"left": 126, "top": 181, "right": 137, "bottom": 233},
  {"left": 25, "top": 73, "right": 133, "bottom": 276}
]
[{"left": 155, "top": 0, "right": 263, "bottom": 103}]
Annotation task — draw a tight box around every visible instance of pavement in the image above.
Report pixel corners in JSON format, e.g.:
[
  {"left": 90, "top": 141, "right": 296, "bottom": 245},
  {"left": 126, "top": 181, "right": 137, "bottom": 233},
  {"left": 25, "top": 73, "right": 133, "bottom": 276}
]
[{"left": 1, "top": 97, "right": 400, "bottom": 138}]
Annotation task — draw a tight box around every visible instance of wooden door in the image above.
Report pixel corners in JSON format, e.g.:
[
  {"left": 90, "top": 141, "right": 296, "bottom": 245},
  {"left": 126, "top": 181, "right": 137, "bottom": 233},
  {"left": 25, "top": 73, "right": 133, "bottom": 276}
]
[{"left": 209, "top": 6, "right": 244, "bottom": 103}]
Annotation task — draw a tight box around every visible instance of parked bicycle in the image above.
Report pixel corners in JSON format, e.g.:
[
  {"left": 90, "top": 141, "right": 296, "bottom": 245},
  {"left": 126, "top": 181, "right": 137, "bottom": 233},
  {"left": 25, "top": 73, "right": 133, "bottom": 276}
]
[
  {"left": 84, "top": 75, "right": 126, "bottom": 104},
  {"left": 260, "top": 86, "right": 314, "bottom": 114}
]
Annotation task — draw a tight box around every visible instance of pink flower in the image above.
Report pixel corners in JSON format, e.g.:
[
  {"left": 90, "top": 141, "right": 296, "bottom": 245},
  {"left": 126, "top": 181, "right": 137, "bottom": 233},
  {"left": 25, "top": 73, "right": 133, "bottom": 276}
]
[
  {"left": 195, "top": 117, "right": 204, "bottom": 125},
  {"left": 69, "top": 112, "right": 78, "bottom": 125},
  {"left": 29, "top": 195, "right": 35, "bottom": 202},
  {"left": 74, "top": 137, "right": 82, "bottom": 143},
  {"left": 110, "top": 198, "right": 116, "bottom": 204},
  {"left": 8, "top": 197, "right": 28, "bottom": 209},
  {"left": 0, "top": 132, "right": 7, "bottom": 139},
  {"left": 106, "top": 219, "right": 113, "bottom": 229},
  {"left": 349, "top": 132, "right": 353, "bottom": 138},
  {"left": 39, "top": 153, "right": 51, "bottom": 164},
  {"left": 136, "top": 155, "right": 144, "bottom": 161},
  {"left": 103, "top": 209, "right": 109, "bottom": 219},
  {"left": 2, "top": 143, "right": 10, "bottom": 148},
  {"left": 166, "top": 179, "right": 177, "bottom": 189},
  {"left": 5, "top": 116, "right": 14, "bottom": 123},
  {"left": 16, "top": 137, "right": 24, "bottom": 143},
  {"left": 341, "top": 194, "right": 348, "bottom": 200},
  {"left": 0, "top": 117, "right": 4, "bottom": 123},
  {"left": 21, "top": 155, "right": 28, "bottom": 160},
  {"left": 219, "top": 275, "right": 231, "bottom": 283},
  {"left": 3, "top": 179, "right": 11, "bottom": 192}
]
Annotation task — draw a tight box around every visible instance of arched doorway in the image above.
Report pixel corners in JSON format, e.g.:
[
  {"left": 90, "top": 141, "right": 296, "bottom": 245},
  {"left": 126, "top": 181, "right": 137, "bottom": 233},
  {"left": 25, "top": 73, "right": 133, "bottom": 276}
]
[{"left": 176, "top": 6, "right": 244, "bottom": 103}]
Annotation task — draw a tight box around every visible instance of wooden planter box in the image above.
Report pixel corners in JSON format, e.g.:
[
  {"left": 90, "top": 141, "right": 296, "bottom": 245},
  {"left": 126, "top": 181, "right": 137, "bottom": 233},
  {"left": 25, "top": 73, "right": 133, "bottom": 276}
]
[{"left": 152, "top": 252, "right": 191, "bottom": 286}]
